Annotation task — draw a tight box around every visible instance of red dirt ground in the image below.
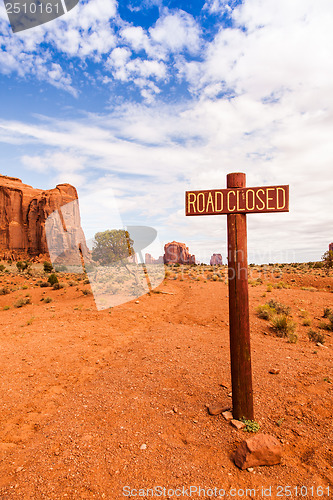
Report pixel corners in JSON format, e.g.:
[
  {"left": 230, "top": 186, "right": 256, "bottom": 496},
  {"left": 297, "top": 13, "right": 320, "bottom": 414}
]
[{"left": 0, "top": 265, "right": 332, "bottom": 499}]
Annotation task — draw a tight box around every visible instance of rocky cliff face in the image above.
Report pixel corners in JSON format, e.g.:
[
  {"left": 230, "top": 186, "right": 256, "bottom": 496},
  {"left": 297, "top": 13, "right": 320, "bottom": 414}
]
[
  {"left": 145, "top": 253, "right": 164, "bottom": 264},
  {"left": 163, "top": 241, "right": 195, "bottom": 265},
  {"left": 210, "top": 253, "right": 223, "bottom": 266},
  {"left": 0, "top": 174, "right": 83, "bottom": 261}
]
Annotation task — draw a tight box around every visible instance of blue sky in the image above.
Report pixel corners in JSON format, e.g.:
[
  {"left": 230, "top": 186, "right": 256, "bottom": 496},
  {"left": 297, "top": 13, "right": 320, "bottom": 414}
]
[{"left": 1, "top": 0, "right": 333, "bottom": 263}]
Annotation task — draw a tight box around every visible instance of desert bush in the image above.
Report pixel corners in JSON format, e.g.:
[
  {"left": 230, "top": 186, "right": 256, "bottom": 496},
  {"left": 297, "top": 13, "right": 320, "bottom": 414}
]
[
  {"left": 240, "top": 419, "right": 260, "bottom": 433},
  {"left": 14, "top": 296, "right": 31, "bottom": 308},
  {"left": 43, "top": 261, "right": 53, "bottom": 273},
  {"left": 302, "top": 318, "right": 311, "bottom": 326},
  {"left": 267, "top": 299, "right": 291, "bottom": 316},
  {"left": 323, "top": 307, "right": 332, "bottom": 318},
  {"left": 82, "top": 289, "right": 92, "bottom": 295},
  {"left": 271, "top": 314, "right": 296, "bottom": 339},
  {"left": 48, "top": 273, "right": 59, "bottom": 286},
  {"left": 266, "top": 284, "right": 273, "bottom": 292},
  {"left": 0, "top": 286, "right": 10, "bottom": 295},
  {"left": 307, "top": 329, "right": 325, "bottom": 344},
  {"left": 52, "top": 282, "right": 62, "bottom": 290},
  {"left": 40, "top": 282, "right": 50, "bottom": 288},
  {"left": 0, "top": 264, "right": 5, "bottom": 272},
  {"left": 256, "top": 304, "right": 276, "bottom": 320},
  {"left": 43, "top": 296, "right": 53, "bottom": 303},
  {"left": 313, "top": 262, "right": 323, "bottom": 269},
  {"left": 319, "top": 316, "right": 333, "bottom": 331},
  {"left": 3, "top": 305, "right": 10, "bottom": 310},
  {"left": 16, "top": 261, "right": 30, "bottom": 272}
]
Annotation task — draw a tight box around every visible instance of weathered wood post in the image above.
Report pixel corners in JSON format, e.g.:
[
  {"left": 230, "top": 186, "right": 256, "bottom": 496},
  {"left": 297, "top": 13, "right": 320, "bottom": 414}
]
[
  {"left": 227, "top": 172, "right": 253, "bottom": 420},
  {"left": 185, "top": 175, "right": 289, "bottom": 422}
]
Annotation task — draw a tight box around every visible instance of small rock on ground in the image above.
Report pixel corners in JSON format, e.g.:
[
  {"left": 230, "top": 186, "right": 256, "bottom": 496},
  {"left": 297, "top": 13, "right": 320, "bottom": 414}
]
[{"left": 234, "top": 433, "right": 282, "bottom": 470}]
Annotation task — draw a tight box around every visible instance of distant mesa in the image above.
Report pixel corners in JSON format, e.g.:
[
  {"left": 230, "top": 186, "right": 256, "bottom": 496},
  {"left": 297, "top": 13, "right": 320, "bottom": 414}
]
[
  {"left": 210, "top": 253, "right": 223, "bottom": 266},
  {"left": 0, "top": 174, "right": 86, "bottom": 261},
  {"left": 163, "top": 241, "right": 195, "bottom": 265},
  {"left": 145, "top": 253, "right": 164, "bottom": 264}
]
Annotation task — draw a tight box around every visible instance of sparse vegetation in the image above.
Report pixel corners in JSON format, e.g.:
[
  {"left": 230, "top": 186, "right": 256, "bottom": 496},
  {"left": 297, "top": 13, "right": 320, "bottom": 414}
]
[
  {"left": 302, "top": 318, "right": 311, "bottom": 326},
  {"left": 43, "top": 261, "right": 53, "bottom": 273},
  {"left": 256, "top": 303, "right": 276, "bottom": 320},
  {"left": 307, "top": 329, "right": 325, "bottom": 344},
  {"left": 323, "top": 307, "right": 332, "bottom": 318},
  {"left": 271, "top": 314, "right": 297, "bottom": 339},
  {"left": 241, "top": 419, "right": 261, "bottom": 433},
  {"left": 16, "top": 260, "right": 30, "bottom": 272},
  {"left": 14, "top": 296, "right": 31, "bottom": 308},
  {"left": 322, "top": 250, "right": 333, "bottom": 274},
  {"left": 48, "top": 273, "right": 59, "bottom": 286}
]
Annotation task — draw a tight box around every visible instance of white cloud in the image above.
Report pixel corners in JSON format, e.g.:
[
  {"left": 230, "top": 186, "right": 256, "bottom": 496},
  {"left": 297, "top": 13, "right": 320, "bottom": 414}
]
[
  {"left": 203, "top": 0, "right": 237, "bottom": 16},
  {"left": 21, "top": 151, "right": 86, "bottom": 186},
  {"left": 149, "top": 9, "right": 201, "bottom": 54},
  {"left": 1, "top": 0, "right": 333, "bottom": 261}
]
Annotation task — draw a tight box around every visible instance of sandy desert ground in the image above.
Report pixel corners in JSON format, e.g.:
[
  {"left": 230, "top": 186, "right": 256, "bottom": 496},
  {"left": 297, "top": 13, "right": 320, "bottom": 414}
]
[{"left": 0, "top": 262, "right": 332, "bottom": 499}]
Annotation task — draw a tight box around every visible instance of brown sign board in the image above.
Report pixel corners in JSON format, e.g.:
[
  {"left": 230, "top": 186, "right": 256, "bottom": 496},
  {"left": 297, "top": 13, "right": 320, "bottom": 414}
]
[{"left": 185, "top": 185, "right": 289, "bottom": 216}]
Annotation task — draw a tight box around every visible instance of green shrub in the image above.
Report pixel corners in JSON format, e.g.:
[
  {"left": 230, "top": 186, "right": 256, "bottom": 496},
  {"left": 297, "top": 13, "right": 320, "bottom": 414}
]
[
  {"left": 256, "top": 304, "right": 276, "bottom": 320},
  {"left": 14, "top": 296, "right": 31, "bottom": 308},
  {"left": 43, "top": 296, "right": 53, "bottom": 303},
  {"left": 267, "top": 299, "right": 291, "bottom": 316},
  {"left": 3, "top": 305, "right": 10, "bottom": 310},
  {"left": 241, "top": 419, "right": 260, "bottom": 433},
  {"left": 307, "top": 329, "right": 325, "bottom": 344},
  {"left": 43, "top": 261, "right": 53, "bottom": 273},
  {"left": 0, "top": 264, "right": 5, "bottom": 272},
  {"left": 0, "top": 286, "right": 10, "bottom": 295},
  {"left": 323, "top": 307, "right": 332, "bottom": 318},
  {"left": 16, "top": 261, "right": 29, "bottom": 272},
  {"left": 52, "top": 282, "right": 62, "bottom": 290},
  {"left": 48, "top": 273, "right": 59, "bottom": 286},
  {"left": 271, "top": 314, "right": 296, "bottom": 338},
  {"left": 302, "top": 318, "right": 311, "bottom": 326}
]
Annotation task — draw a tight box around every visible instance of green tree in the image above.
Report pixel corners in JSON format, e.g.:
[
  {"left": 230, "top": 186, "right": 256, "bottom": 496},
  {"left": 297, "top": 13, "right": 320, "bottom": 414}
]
[
  {"left": 322, "top": 250, "right": 333, "bottom": 275},
  {"left": 48, "top": 273, "right": 59, "bottom": 286},
  {"left": 43, "top": 261, "right": 53, "bottom": 273},
  {"left": 92, "top": 230, "right": 134, "bottom": 265},
  {"left": 16, "top": 260, "right": 30, "bottom": 272}
]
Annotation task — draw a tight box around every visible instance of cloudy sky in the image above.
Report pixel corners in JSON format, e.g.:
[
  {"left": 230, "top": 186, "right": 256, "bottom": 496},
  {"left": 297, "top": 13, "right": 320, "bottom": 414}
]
[{"left": 0, "top": 0, "right": 332, "bottom": 263}]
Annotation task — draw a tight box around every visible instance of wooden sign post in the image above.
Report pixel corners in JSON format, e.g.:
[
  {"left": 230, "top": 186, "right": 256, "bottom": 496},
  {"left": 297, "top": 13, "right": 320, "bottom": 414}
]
[{"left": 185, "top": 173, "right": 289, "bottom": 420}]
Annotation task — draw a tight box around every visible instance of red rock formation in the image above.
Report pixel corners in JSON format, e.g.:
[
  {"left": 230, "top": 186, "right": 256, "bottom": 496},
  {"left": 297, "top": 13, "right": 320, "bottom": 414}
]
[
  {"left": 145, "top": 253, "right": 164, "bottom": 264},
  {"left": 0, "top": 174, "right": 85, "bottom": 261},
  {"left": 163, "top": 241, "right": 195, "bottom": 265},
  {"left": 210, "top": 253, "right": 223, "bottom": 266}
]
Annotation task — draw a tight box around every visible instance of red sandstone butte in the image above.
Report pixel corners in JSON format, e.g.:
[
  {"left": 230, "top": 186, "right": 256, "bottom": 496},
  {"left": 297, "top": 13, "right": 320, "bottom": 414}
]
[
  {"left": 210, "top": 253, "right": 223, "bottom": 266},
  {"left": 233, "top": 433, "right": 282, "bottom": 469},
  {"left": 0, "top": 174, "right": 84, "bottom": 261},
  {"left": 163, "top": 241, "right": 195, "bottom": 265},
  {"left": 145, "top": 253, "right": 164, "bottom": 264}
]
